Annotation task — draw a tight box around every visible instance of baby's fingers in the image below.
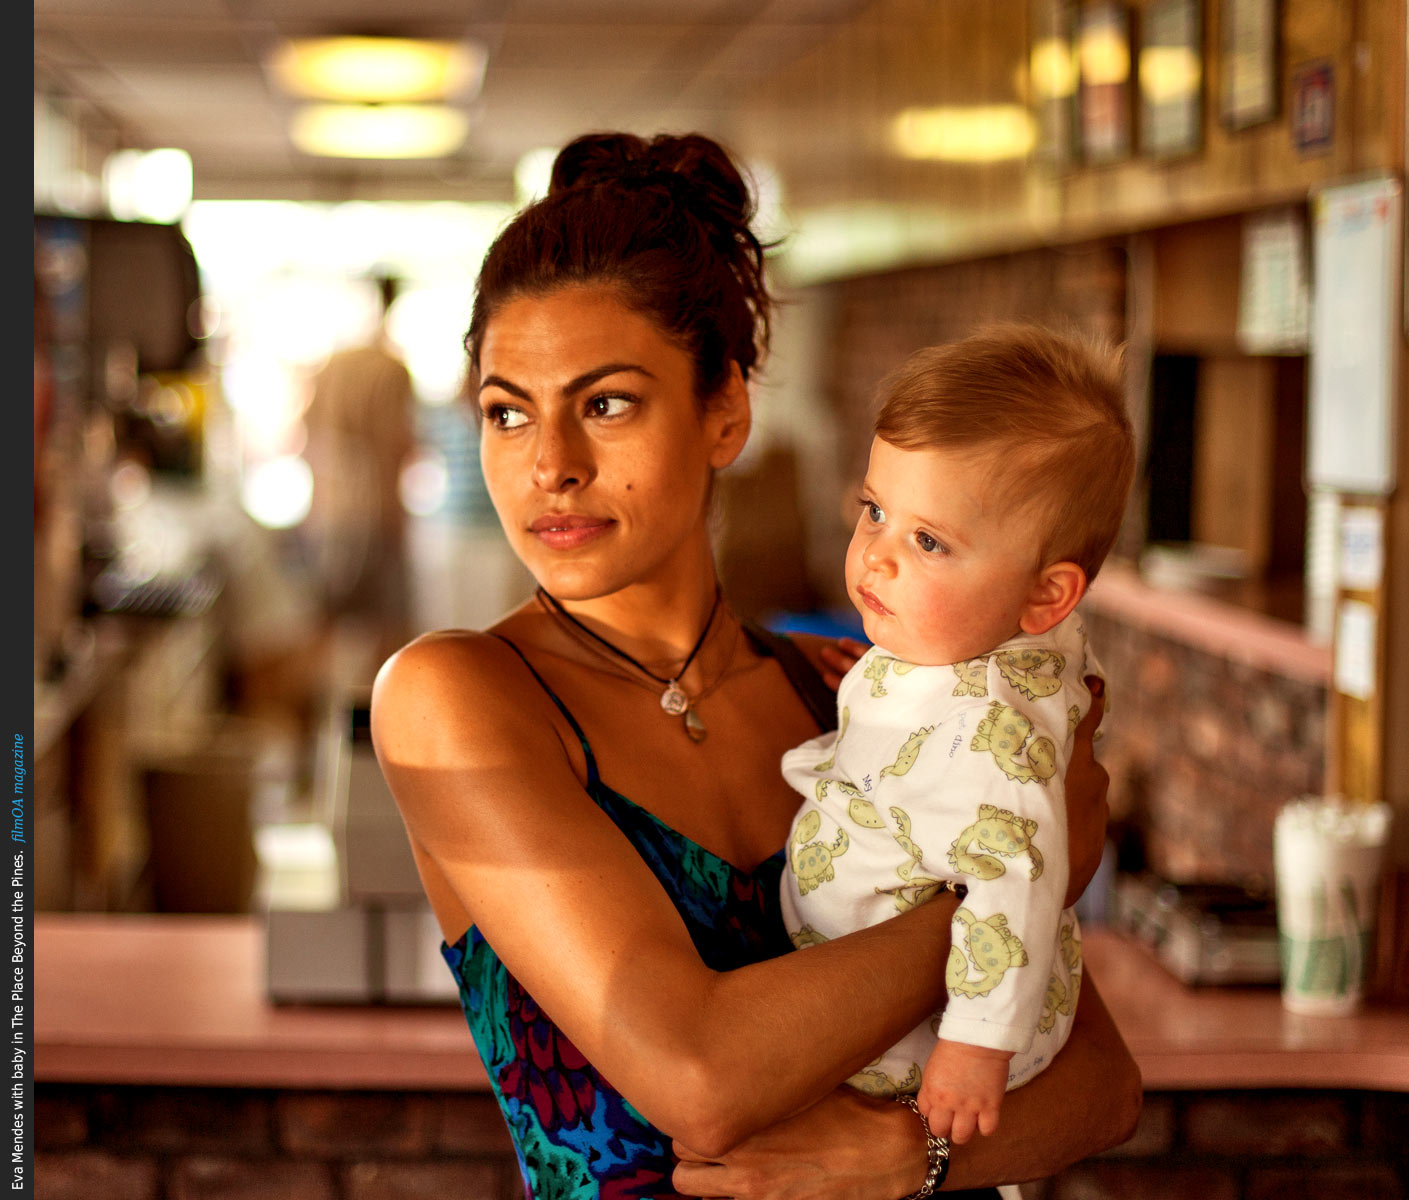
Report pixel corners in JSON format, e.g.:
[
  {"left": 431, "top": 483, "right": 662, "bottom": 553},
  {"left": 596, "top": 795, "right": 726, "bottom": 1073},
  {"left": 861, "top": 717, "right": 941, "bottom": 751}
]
[
  {"left": 948, "top": 1108, "right": 979, "bottom": 1146},
  {"left": 916, "top": 1092, "right": 954, "bottom": 1139}
]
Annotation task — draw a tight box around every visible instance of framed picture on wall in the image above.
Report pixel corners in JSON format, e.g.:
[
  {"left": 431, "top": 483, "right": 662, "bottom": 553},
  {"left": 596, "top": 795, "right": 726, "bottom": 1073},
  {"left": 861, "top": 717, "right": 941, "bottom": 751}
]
[
  {"left": 1138, "top": 0, "right": 1203, "bottom": 159},
  {"left": 1219, "top": 0, "right": 1279, "bottom": 129},
  {"left": 1077, "top": 1, "right": 1134, "bottom": 164}
]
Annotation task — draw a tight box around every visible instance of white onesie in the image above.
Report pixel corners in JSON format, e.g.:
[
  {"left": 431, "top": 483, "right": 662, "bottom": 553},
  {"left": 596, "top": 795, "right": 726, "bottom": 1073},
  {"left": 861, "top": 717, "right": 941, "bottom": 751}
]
[{"left": 779, "top": 612, "right": 1097, "bottom": 1096}]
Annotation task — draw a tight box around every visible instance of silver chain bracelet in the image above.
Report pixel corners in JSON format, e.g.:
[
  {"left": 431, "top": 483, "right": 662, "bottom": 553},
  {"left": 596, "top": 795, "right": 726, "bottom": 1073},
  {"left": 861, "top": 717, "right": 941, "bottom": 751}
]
[{"left": 893, "top": 1093, "right": 951, "bottom": 1198}]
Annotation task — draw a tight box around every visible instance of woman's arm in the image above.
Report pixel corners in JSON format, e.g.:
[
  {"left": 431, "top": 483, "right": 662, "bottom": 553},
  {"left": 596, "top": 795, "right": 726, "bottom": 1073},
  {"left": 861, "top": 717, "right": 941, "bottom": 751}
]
[
  {"left": 672, "top": 974, "right": 1142, "bottom": 1197},
  {"left": 372, "top": 632, "right": 960, "bottom": 1155}
]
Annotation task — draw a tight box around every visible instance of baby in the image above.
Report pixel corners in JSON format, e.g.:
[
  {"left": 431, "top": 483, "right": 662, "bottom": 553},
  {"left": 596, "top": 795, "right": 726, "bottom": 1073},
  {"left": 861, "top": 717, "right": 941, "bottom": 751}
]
[{"left": 780, "top": 323, "right": 1135, "bottom": 1146}]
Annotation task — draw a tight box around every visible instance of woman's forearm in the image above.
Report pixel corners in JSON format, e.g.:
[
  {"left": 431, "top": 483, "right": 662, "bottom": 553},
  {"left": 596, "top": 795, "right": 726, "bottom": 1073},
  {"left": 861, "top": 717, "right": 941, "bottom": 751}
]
[
  {"left": 661, "top": 892, "right": 960, "bottom": 1154},
  {"left": 941, "top": 974, "right": 1141, "bottom": 1189},
  {"left": 672, "top": 987, "right": 1142, "bottom": 1200}
]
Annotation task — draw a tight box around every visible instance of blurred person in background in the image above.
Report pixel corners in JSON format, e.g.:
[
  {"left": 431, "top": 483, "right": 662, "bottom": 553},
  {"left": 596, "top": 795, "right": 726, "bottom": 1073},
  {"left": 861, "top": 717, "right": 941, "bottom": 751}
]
[{"left": 302, "top": 272, "right": 417, "bottom": 674}]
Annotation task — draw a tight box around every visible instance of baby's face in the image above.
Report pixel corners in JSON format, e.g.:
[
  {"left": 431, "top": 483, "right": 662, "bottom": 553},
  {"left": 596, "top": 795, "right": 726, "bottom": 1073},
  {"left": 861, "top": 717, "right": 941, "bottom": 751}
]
[{"left": 844, "top": 437, "right": 1045, "bottom": 666}]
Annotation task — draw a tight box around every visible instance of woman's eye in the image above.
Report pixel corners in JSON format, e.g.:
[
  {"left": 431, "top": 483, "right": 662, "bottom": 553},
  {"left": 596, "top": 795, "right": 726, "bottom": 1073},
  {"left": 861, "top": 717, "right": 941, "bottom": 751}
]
[
  {"left": 916, "top": 531, "right": 948, "bottom": 555},
  {"left": 587, "top": 393, "right": 634, "bottom": 418},
  {"left": 484, "top": 404, "right": 528, "bottom": 430}
]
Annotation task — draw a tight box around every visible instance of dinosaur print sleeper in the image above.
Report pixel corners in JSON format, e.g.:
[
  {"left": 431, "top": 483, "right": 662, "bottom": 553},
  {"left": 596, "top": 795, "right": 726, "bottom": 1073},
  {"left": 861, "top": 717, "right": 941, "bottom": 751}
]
[{"left": 779, "top": 612, "right": 1097, "bottom": 1098}]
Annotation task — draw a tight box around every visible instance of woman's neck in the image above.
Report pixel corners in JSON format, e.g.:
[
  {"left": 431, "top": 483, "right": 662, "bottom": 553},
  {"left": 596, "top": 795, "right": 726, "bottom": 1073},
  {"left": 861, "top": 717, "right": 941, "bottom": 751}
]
[{"left": 538, "top": 563, "right": 736, "bottom": 687}]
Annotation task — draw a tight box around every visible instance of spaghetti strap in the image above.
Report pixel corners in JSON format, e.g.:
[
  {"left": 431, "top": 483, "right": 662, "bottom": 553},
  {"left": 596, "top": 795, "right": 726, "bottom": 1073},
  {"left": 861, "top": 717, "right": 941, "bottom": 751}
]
[
  {"left": 492, "top": 634, "right": 601, "bottom": 792},
  {"left": 741, "top": 621, "right": 838, "bottom": 734}
]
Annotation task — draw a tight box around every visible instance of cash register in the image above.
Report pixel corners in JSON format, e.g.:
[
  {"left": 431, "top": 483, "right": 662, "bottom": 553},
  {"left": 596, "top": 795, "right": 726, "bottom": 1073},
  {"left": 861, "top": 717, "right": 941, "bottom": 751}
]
[{"left": 263, "top": 691, "right": 458, "bottom": 1004}]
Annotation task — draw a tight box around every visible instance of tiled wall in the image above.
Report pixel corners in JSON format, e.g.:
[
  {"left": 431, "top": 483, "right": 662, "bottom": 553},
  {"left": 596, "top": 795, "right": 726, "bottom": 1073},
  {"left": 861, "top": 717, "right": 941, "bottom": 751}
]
[
  {"left": 36, "top": 1084, "right": 522, "bottom": 1200},
  {"left": 1082, "top": 607, "right": 1328, "bottom": 886},
  {"left": 1028, "top": 1088, "right": 1409, "bottom": 1200},
  {"left": 37, "top": 1083, "right": 1408, "bottom": 1200}
]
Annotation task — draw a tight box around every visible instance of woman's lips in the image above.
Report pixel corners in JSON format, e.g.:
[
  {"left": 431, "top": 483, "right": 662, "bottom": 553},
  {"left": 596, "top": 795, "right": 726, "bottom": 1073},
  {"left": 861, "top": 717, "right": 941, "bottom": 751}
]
[
  {"left": 528, "top": 514, "right": 614, "bottom": 550},
  {"left": 857, "top": 586, "right": 890, "bottom": 616}
]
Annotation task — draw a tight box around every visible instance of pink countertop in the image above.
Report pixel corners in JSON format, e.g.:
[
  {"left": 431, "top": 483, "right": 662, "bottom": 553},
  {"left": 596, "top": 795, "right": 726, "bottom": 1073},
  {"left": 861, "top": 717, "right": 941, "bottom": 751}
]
[
  {"left": 1083, "top": 935, "right": 1409, "bottom": 1092},
  {"left": 35, "top": 913, "right": 488, "bottom": 1089},
  {"left": 1079, "top": 561, "right": 1332, "bottom": 685},
  {"left": 35, "top": 914, "right": 1409, "bottom": 1092}
]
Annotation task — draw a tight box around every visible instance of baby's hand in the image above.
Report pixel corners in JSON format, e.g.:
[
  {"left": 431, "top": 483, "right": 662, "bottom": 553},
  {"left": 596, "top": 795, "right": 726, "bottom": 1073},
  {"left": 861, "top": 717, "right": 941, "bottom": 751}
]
[{"left": 916, "top": 1040, "right": 1013, "bottom": 1145}]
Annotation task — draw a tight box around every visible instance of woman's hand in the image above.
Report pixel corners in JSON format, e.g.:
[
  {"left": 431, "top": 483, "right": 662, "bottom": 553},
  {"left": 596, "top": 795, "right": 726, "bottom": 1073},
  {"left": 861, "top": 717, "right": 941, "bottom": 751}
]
[
  {"left": 818, "top": 637, "right": 869, "bottom": 692},
  {"left": 673, "top": 978, "right": 1142, "bottom": 1198},
  {"left": 1063, "top": 677, "right": 1111, "bottom": 908},
  {"left": 673, "top": 1088, "right": 928, "bottom": 1200}
]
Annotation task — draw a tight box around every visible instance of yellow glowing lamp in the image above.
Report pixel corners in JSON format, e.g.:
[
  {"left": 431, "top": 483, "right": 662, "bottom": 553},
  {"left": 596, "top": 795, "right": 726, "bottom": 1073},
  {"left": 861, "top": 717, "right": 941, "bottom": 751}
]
[
  {"left": 289, "top": 104, "right": 471, "bottom": 159},
  {"left": 270, "top": 37, "right": 486, "bottom": 103}
]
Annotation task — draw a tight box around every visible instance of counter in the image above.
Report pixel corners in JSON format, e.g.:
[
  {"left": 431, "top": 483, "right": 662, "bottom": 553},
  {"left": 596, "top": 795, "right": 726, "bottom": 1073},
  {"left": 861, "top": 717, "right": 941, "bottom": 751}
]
[
  {"left": 34, "top": 913, "right": 486, "bottom": 1090},
  {"left": 35, "top": 913, "right": 1408, "bottom": 1093}
]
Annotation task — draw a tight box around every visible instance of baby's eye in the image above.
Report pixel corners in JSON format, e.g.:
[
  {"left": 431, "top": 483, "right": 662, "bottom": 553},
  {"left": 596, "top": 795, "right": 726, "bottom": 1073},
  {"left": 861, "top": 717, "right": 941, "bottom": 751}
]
[
  {"left": 860, "top": 500, "right": 885, "bottom": 524},
  {"left": 587, "top": 393, "right": 635, "bottom": 418},
  {"left": 484, "top": 404, "right": 528, "bottom": 430},
  {"left": 915, "top": 531, "right": 948, "bottom": 555}
]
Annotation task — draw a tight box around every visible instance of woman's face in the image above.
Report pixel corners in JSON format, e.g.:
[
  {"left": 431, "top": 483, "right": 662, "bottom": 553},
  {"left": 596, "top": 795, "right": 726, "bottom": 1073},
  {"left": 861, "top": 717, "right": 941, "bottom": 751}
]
[{"left": 476, "top": 285, "right": 748, "bottom": 601}]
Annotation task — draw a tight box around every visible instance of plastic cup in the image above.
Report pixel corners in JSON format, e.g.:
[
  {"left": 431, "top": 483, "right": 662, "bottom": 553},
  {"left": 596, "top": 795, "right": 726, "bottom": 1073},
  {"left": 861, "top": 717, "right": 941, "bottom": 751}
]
[{"left": 1273, "top": 798, "right": 1391, "bottom": 1016}]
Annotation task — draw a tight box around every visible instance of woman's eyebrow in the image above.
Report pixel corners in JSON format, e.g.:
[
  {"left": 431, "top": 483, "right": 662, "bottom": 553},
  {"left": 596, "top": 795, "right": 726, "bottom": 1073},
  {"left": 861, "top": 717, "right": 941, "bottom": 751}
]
[
  {"left": 478, "top": 362, "right": 657, "bottom": 399},
  {"left": 478, "top": 373, "right": 528, "bottom": 398},
  {"left": 564, "top": 362, "right": 656, "bottom": 393}
]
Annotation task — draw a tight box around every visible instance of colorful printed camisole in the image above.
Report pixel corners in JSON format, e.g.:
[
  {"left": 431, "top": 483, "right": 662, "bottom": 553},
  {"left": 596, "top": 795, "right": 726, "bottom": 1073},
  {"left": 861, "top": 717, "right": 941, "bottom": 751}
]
[
  {"left": 441, "top": 633, "right": 1001, "bottom": 1200},
  {"left": 440, "top": 634, "right": 799, "bottom": 1200}
]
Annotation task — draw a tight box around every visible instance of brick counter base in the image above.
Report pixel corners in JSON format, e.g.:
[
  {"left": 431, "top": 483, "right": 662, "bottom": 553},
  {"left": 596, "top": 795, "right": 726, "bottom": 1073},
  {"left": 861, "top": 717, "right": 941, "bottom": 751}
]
[
  {"left": 35, "top": 1084, "right": 523, "bottom": 1200},
  {"left": 1025, "top": 1089, "right": 1409, "bottom": 1200},
  {"left": 36, "top": 1084, "right": 1409, "bottom": 1199}
]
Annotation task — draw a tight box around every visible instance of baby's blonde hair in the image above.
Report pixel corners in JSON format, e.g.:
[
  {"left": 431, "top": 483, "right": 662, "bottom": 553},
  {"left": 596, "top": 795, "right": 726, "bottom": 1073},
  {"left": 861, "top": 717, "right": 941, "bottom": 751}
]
[{"left": 873, "top": 323, "right": 1135, "bottom": 581}]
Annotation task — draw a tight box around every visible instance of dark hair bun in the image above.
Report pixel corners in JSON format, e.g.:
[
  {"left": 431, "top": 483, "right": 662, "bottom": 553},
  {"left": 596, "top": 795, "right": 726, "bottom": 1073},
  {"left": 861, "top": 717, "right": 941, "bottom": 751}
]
[{"left": 549, "top": 132, "right": 757, "bottom": 246}]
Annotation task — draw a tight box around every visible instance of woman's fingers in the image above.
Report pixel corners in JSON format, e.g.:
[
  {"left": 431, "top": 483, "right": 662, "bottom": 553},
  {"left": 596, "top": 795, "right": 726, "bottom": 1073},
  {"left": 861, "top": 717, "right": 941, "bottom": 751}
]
[
  {"left": 1063, "top": 676, "right": 1112, "bottom": 906},
  {"left": 818, "top": 637, "right": 869, "bottom": 691}
]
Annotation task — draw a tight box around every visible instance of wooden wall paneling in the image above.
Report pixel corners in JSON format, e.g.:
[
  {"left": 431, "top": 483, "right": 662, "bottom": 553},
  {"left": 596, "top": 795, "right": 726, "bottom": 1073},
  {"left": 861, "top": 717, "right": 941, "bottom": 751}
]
[
  {"left": 1365, "top": 0, "right": 1406, "bottom": 1000},
  {"left": 1370, "top": 0, "right": 1407, "bottom": 162},
  {"left": 733, "top": 0, "right": 1396, "bottom": 270},
  {"left": 1150, "top": 214, "right": 1243, "bottom": 351},
  {"left": 1192, "top": 354, "right": 1276, "bottom": 571}
]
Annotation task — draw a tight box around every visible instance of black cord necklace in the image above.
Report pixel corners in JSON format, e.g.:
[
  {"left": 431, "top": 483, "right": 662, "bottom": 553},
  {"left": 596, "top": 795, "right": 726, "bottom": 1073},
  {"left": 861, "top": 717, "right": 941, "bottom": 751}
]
[{"left": 536, "top": 585, "right": 723, "bottom": 742}]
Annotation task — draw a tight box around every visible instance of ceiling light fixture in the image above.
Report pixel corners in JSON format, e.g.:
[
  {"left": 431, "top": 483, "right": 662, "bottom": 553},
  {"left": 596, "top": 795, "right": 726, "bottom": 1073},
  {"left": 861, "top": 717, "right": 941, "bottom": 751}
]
[
  {"left": 269, "top": 36, "right": 487, "bottom": 104},
  {"left": 891, "top": 105, "right": 1036, "bottom": 162},
  {"left": 289, "top": 104, "right": 471, "bottom": 159}
]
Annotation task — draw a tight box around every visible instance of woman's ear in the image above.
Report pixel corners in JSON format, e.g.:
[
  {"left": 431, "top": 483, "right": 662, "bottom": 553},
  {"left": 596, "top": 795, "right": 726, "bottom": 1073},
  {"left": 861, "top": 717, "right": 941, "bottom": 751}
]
[
  {"left": 1018, "top": 561, "right": 1087, "bottom": 636},
  {"left": 706, "top": 362, "right": 752, "bottom": 469}
]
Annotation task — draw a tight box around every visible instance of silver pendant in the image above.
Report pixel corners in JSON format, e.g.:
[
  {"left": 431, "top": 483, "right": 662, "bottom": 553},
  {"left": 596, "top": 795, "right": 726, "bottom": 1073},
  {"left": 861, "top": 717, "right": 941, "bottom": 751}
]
[
  {"left": 684, "top": 708, "right": 707, "bottom": 743},
  {"left": 660, "top": 682, "right": 689, "bottom": 716}
]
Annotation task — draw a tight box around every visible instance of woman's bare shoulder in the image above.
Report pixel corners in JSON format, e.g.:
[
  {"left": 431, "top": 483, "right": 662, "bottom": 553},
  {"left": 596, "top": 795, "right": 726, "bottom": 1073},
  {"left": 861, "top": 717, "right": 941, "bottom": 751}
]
[{"left": 370, "top": 628, "right": 557, "bottom": 764}]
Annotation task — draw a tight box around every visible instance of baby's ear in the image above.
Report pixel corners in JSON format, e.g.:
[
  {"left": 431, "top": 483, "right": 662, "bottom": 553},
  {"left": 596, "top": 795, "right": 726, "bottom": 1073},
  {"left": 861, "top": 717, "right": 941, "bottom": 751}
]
[{"left": 1018, "top": 562, "right": 1086, "bottom": 636}]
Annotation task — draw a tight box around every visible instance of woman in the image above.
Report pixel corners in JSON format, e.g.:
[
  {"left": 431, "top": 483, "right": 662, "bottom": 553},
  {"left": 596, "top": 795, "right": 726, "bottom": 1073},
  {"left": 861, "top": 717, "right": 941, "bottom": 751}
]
[{"left": 371, "top": 131, "right": 1141, "bottom": 1199}]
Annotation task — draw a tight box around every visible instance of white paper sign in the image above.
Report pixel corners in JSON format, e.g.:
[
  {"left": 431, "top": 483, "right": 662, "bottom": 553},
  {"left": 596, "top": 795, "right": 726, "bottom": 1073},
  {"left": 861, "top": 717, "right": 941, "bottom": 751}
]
[
  {"left": 1307, "top": 177, "right": 1402, "bottom": 495},
  {"left": 1338, "top": 507, "right": 1384, "bottom": 590},
  {"left": 1333, "top": 599, "right": 1377, "bottom": 700},
  {"left": 1238, "top": 208, "right": 1310, "bottom": 353}
]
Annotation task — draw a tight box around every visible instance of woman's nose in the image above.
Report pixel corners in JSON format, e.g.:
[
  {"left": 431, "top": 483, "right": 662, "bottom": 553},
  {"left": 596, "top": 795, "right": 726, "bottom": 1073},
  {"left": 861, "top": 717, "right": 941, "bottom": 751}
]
[{"left": 532, "top": 421, "right": 591, "bottom": 492}]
